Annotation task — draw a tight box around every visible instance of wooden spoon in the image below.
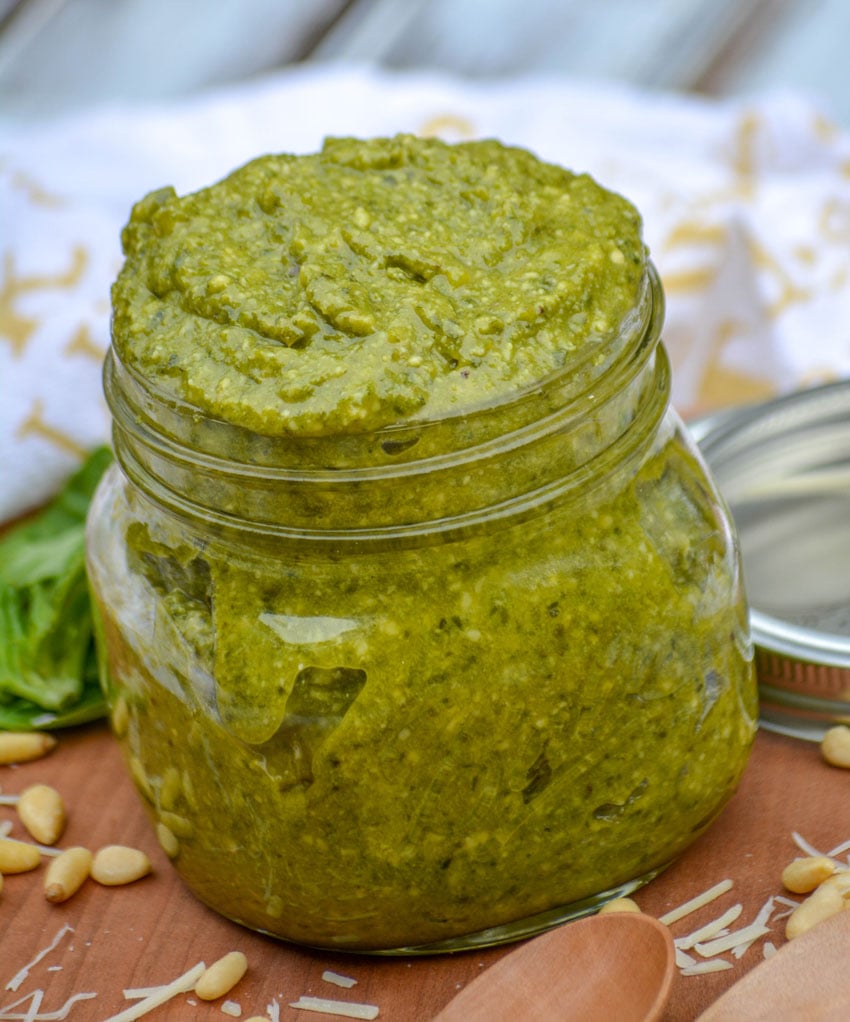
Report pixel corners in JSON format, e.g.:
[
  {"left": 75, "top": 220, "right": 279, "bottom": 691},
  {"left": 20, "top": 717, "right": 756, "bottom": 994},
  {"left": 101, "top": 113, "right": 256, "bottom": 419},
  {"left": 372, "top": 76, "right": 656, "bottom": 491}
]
[
  {"left": 432, "top": 911, "right": 675, "bottom": 1022},
  {"left": 696, "top": 908, "right": 850, "bottom": 1021}
]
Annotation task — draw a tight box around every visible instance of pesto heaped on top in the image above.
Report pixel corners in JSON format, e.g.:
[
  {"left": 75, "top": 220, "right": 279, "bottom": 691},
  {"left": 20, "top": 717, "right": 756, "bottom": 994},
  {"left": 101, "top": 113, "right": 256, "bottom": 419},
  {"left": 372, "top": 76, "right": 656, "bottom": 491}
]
[{"left": 112, "top": 135, "right": 646, "bottom": 435}]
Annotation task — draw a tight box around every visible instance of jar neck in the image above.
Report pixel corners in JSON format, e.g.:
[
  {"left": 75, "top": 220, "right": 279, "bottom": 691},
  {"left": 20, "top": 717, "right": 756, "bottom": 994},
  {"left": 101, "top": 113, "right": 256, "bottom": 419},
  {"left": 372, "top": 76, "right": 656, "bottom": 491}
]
[{"left": 106, "top": 265, "right": 669, "bottom": 542}]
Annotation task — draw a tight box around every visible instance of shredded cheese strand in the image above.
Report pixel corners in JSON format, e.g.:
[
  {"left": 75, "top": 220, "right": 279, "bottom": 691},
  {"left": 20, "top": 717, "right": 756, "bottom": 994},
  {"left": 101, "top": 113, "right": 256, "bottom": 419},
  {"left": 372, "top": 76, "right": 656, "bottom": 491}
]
[
  {"left": 0, "top": 989, "right": 42, "bottom": 1022},
  {"left": 680, "top": 960, "right": 734, "bottom": 976},
  {"left": 0, "top": 796, "right": 20, "bottom": 806},
  {"left": 674, "top": 948, "right": 697, "bottom": 969},
  {"left": 792, "top": 831, "right": 828, "bottom": 860},
  {"left": 0, "top": 836, "right": 63, "bottom": 859},
  {"left": 267, "top": 998, "right": 280, "bottom": 1022},
  {"left": 0, "top": 992, "right": 97, "bottom": 1021},
  {"left": 674, "top": 904, "right": 743, "bottom": 950},
  {"left": 5, "top": 925, "right": 75, "bottom": 992},
  {"left": 827, "top": 837, "right": 850, "bottom": 858},
  {"left": 658, "top": 879, "right": 734, "bottom": 926},
  {"left": 694, "top": 921, "right": 771, "bottom": 958},
  {"left": 100, "top": 962, "right": 205, "bottom": 1022},
  {"left": 288, "top": 996, "right": 379, "bottom": 1020},
  {"left": 730, "top": 897, "right": 777, "bottom": 959},
  {"left": 322, "top": 971, "right": 358, "bottom": 989},
  {"left": 121, "top": 989, "right": 164, "bottom": 1001}
]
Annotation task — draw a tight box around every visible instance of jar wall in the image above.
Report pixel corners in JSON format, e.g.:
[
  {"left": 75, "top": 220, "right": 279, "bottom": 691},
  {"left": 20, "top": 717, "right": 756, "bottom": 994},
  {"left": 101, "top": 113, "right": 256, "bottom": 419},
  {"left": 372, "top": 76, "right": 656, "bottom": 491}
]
[{"left": 86, "top": 411, "right": 757, "bottom": 952}]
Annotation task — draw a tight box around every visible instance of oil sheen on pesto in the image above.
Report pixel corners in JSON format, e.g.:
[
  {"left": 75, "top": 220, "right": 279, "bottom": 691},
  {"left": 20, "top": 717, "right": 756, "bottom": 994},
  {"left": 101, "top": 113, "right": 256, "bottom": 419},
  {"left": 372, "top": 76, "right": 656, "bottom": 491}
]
[{"left": 112, "top": 135, "right": 645, "bottom": 435}]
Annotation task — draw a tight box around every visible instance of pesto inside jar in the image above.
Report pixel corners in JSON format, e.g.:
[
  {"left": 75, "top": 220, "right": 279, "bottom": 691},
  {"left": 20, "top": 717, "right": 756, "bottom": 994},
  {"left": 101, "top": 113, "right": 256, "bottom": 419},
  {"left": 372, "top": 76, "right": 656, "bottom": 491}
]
[
  {"left": 112, "top": 134, "right": 646, "bottom": 436},
  {"left": 90, "top": 135, "right": 757, "bottom": 952}
]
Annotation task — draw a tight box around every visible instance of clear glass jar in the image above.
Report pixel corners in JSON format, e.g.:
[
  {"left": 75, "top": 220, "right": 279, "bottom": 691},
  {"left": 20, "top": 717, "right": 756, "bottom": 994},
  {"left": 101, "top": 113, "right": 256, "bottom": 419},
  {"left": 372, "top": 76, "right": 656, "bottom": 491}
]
[{"left": 86, "top": 265, "right": 757, "bottom": 953}]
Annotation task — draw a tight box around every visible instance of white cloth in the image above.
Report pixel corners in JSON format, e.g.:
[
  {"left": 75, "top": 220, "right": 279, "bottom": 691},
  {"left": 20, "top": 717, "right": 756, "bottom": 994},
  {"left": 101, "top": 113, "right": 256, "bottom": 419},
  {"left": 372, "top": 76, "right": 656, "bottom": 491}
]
[{"left": 3, "top": 65, "right": 850, "bottom": 521}]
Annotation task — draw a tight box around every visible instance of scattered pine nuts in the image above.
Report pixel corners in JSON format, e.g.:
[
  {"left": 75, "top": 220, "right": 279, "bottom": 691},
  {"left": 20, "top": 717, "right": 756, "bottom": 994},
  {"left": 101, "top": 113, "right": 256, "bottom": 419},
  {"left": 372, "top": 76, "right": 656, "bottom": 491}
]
[
  {"left": 194, "top": 951, "right": 248, "bottom": 1001},
  {"left": 781, "top": 856, "right": 836, "bottom": 894},
  {"left": 44, "top": 846, "right": 93, "bottom": 903},
  {"left": 90, "top": 845, "right": 152, "bottom": 886},
  {"left": 0, "top": 731, "right": 57, "bottom": 765},
  {"left": 17, "top": 784, "right": 67, "bottom": 845},
  {"left": 598, "top": 897, "right": 641, "bottom": 914},
  {"left": 785, "top": 878, "right": 848, "bottom": 939},
  {"left": 0, "top": 837, "right": 42, "bottom": 874},
  {"left": 821, "top": 725, "right": 850, "bottom": 769}
]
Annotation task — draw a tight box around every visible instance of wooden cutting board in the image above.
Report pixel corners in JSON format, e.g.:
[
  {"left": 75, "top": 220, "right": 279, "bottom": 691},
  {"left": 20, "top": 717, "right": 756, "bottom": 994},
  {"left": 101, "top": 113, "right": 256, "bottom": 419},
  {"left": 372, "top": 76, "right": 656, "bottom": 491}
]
[{"left": 0, "top": 724, "right": 845, "bottom": 1021}]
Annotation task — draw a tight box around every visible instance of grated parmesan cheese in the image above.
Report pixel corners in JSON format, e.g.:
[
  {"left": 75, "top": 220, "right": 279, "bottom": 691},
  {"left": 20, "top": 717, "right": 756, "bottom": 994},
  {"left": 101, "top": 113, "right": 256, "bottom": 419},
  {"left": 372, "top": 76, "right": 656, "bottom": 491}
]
[
  {"left": 288, "top": 996, "right": 379, "bottom": 1020},
  {"left": 5, "top": 925, "right": 75, "bottom": 992},
  {"left": 694, "top": 920, "right": 771, "bottom": 958},
  {"left": 0, "top": 835, "right": 63, "bottom": 859},
  {"left": 267, "top": 999, "right": 280, "bottom": 1022},
  {"left": 322, "top": 971, "right": 358, "bottom": 989},
  {"left": 220, "top": 1001, "right": 241, "bottom": 1017},
  {"left": 122, "top": 990, "right": 159, "bottom": 1001},
  {"left": 674, "top": 904, "right": 742, "bottom": 950},
  {"left": 0, "top": 796, "right": 20, "bottom": 806},
  {"left": 762, "top": 942, "right": 777, "bottom": 959},
  {"left": 0, "top": 990, "right": 96, "bottom": 1020},
  {"left": 791, "top": 831, "right": 850, "bottom": 869},
  {"left": 658, "top": 879, "right": 734, "bottom": 926},
  {"left": 101, "top": 962, "right": 206, "bottom": 1022},
  {"left": 729, "top": 896, "right": 778, "bottom": 959},
  {"left": 680, "top": 960, "right": 734, "bottom": 976},
  {"left": 827, "top": 837, "right": 850, "bottom": 859},
  {"left": 0, "top": 822, "right": 11, "bottom": 838},
  {"left": 674, "top": 948, "right": 697, "bottom": 969}
]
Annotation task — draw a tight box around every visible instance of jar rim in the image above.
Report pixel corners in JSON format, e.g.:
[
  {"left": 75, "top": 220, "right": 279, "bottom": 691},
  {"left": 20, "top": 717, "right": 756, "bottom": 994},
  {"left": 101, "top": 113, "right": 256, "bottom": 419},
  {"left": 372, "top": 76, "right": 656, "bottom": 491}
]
[
  {"left": 105, "top": 264, "right": 670, "bottom": 542},
  {"left": 107, "top": 264, "right": 663, "bottom": 475}
]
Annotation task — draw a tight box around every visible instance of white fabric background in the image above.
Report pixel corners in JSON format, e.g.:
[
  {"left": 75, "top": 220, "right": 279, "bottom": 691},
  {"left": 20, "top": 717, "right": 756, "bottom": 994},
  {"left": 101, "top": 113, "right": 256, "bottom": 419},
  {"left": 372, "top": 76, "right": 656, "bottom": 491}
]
[{"left": 3, "top": 65, "right": 850, "bottom": 521}]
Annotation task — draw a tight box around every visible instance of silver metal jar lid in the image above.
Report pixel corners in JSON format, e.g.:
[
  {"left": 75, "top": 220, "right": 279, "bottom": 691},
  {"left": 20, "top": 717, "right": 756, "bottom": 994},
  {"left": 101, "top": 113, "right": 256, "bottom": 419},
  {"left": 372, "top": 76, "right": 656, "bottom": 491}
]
[{"left": 691, "top": 380, "right": 850, "bottom": 741}]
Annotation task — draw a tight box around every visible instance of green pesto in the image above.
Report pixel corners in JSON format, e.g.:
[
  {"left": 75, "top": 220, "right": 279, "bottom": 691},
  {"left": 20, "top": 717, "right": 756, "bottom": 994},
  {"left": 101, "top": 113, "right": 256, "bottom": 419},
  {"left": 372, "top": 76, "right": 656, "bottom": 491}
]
[
  {"left": 111, "top": 135, "right": 645, "bottom": 435},
  {"left": 89, "top": 429, "right": 756, "bottom": 951},
  {"left": 88, "top": 137, "right": 758, "bottom": 952}
]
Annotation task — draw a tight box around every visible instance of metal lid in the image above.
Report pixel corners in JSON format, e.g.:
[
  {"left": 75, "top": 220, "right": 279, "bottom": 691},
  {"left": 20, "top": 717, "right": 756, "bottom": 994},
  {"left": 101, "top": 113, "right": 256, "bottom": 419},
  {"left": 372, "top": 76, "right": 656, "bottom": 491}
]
[{"left": 692, "top": 380, "right": 850, "bottom": 740}]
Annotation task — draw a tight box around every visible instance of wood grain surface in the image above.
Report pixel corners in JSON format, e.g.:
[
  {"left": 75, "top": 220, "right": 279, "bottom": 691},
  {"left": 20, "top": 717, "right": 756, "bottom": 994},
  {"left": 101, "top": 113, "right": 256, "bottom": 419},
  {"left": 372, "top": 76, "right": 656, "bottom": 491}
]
[{"left": 0, "top": 723, "right": 846, "bottom": 1021}]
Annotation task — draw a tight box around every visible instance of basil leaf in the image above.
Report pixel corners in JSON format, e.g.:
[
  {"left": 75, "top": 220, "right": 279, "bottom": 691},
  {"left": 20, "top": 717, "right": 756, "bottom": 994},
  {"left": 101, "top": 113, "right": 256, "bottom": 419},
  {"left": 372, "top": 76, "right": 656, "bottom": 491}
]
[{"left": 0, "top": 447, "right": 112, "bottom": 730}]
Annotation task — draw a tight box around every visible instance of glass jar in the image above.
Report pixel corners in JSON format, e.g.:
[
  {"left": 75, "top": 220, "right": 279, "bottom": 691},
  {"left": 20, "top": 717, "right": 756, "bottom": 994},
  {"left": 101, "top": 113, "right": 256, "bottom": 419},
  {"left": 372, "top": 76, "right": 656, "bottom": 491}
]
[{"left": 86, "top": 265, "right": 757, "bottom": 953}]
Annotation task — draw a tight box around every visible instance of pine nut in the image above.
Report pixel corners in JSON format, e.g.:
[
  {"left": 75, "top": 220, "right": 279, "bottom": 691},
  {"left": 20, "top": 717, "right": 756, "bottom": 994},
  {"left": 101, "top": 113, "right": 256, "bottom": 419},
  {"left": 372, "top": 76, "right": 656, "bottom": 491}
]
[
  {"left": 17, "top": 784, "right": 67, "bottom": 845},
  {"left": 156, "top": 823, "right": 179, "bottom": 859},
  {"left": 819, "top": 872, "right": 850, "bottom": 899},
  {"left": 159, "top": 766, "right": 182, "bottom": 811},
  {"left": 129, "top": 757, "right": 155, "bottom": 803},
  {"left": 0, "top": 838, "right": 42, "bottom": 873},
  {"left": 821, "top": 725, "right": 850, "bottom": 768},
  {"left": 194, "top": 951, "right": 248, "bottom": 1001},
  {"left": 110, "top": 696, "right": 129, "bottom": 738},
  {"left": 91, "top": 845, "right": 152, "bottom": 886},
  {"left": 45, "top": 847, "right": 92, "bottom": 903},
  {"left": 785, "top": 880, "right": 846, "bottom": 939},
  {"left": 159, "top": 811, "right": 193, "bottom": 839},
  {"left": 0, "top": 731, "right": 57, "bottom": 765},
  {"left": 781, "top": 855, "right": 837, "bottom": 894},
  {"left": 598, "top": 897, "right": 641, "bottom": 914}
]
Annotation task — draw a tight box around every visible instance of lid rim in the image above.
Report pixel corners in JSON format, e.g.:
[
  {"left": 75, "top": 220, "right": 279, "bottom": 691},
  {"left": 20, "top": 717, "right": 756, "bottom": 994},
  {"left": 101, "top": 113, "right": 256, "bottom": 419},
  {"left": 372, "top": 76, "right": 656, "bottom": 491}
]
[{"left": 751, "top": 609, "right": 850, "bottom": 667}]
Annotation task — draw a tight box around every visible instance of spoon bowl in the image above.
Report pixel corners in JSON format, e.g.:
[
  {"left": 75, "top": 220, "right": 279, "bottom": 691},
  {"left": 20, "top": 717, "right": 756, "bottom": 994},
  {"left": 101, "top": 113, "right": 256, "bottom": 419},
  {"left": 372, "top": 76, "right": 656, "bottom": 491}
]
[
  {"left": 696, "top": 908, "right": 850, "bottom": 1021},
  {"left": 433, "top": 911, "right": 675, "bottom": 1022}
]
